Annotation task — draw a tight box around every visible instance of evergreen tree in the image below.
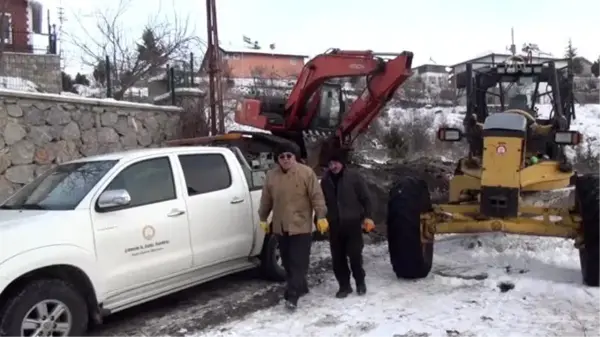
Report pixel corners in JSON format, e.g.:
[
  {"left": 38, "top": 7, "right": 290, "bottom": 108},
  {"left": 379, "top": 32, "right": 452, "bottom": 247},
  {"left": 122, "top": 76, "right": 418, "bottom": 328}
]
[
  {"left": 61, "top": 72, "right": 75, "bottom": 93},
  {"left": 93, "top": 58, "right": 107, "bottom": 86},
  {"left": 565, "top": 39, "right": 577, "bottom": 59},
  {"left": 137, "top": 28, "right": 164, "bottom": 63},
  {"left": 592, "top": 59, "right": 599, "bottom": 77},
  {"left": 74, "top": 73, "right": 90, "bottom": 86},
  {"left": 564, "top": 39, "right": 583, "bottom": 75}
]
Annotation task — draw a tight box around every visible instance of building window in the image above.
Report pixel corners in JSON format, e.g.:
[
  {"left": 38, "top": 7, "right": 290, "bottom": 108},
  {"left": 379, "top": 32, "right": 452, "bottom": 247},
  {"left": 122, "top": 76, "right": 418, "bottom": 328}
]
[
  {"left": 30, "top": 1, "right": 43, "bottom": 34},
  {"left": 1, "top": 13, "right": 12, "bottom": 45},
  {"left": 290, "top": 59, "right": 297, "bottom": 65}
]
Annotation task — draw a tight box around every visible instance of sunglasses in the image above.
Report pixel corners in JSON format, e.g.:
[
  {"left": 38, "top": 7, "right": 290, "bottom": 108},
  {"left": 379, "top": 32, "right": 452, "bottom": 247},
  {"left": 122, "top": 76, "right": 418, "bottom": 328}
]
[{"left": 278, "top": 153, "right": 294, "bottom": 160}]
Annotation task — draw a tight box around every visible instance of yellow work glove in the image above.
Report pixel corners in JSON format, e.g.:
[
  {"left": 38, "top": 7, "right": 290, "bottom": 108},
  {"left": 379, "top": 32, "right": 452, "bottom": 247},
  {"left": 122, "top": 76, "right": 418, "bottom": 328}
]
[
  {"left": 316, "top": 218, "right": 329, "bottom": 234},
  {"left": 259, "top": 221, "right": 270, "bottom": 233},
  {"left": 362, "top": 218, "right": 375, "bottom": 233}
]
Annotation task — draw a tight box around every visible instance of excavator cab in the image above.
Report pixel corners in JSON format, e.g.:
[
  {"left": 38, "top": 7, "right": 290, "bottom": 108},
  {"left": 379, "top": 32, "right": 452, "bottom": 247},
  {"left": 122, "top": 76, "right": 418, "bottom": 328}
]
[
  {"left": 235, "top": 82, "right": 345, "bottom": 133},
  {"left": 309, "top": 82, "right": 345, "bottom": 131}
]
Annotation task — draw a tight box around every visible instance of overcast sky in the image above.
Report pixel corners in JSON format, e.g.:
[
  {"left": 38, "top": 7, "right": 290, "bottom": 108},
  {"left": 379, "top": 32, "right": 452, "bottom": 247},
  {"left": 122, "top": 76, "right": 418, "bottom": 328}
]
[{"left": 43, "top": 0, "right": 599, "bottom": 76}]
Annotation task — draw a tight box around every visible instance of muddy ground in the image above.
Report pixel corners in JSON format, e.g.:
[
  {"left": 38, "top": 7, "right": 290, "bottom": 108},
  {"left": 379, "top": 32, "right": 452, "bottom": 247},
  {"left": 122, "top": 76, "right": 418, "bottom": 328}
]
[{"left": 94, "top": 256, "right": 334, "bottom": 336}]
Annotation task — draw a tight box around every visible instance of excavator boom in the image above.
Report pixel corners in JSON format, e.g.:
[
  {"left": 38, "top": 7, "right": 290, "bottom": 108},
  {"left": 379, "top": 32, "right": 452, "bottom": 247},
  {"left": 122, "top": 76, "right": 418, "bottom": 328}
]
[
  {"left": 167, "top": 48, "right": 414, "bottom": 173},
  {"left": 337, "top": 53, "right": 413, "bottom": 144},
  {"left": 285, "top": 49, "right": 388, "bottom": 130},
  {"left": 236, "top": 49, "right": 389, "bottom": 132}
]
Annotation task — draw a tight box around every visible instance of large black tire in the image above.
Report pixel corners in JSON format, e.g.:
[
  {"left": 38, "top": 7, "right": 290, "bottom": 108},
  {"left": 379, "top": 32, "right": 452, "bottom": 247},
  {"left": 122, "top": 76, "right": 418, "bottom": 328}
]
[
  {"left": 575, "top": 174, "right": 599, "bottom": 287},
  {"left": 387, "top": 176, "right": 434, "bottom": 279},
  {"left": 260, "top": 234, "right": 286, "bottom": 282},
  {"left": 0, "top": 279, "right": 88, "bottom": 336}
]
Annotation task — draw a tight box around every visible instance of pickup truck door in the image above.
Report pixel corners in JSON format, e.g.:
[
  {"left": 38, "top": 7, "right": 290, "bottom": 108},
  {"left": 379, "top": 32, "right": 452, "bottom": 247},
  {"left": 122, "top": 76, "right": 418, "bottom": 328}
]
[
  {"left": 91, "top": 155, "right": 193, "bottom": 293},
  {"left": 174, "top": 151, "right": 254, "bottom": 268}
]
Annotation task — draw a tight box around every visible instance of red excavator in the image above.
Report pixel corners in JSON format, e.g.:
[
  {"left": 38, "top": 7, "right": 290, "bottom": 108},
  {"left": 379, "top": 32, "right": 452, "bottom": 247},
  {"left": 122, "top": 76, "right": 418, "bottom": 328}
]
[{"left": 167, "top": 48, "right": 413, "bottom": 173}]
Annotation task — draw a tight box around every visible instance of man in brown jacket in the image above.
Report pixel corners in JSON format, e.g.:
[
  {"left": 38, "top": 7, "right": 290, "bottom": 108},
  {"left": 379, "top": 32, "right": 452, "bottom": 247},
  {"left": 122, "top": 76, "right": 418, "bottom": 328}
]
[{"left": 258, "top": 142, "right": 328, "bottom": 310}]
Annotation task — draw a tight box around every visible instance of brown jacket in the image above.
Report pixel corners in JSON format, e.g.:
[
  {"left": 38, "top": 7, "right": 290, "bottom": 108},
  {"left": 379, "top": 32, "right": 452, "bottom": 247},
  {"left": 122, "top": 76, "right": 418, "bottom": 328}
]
[{"left": 258, "top": 163, "right": 327, "bottom": 235}]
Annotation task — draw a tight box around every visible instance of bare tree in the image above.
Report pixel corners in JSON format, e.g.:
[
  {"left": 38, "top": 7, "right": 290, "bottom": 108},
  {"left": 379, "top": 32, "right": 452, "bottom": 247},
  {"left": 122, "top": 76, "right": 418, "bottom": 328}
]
[
  {"left": 68, "top": 0, "right": 201, "bottom": 100},
  {"left": 246, "top": 66, "right": 291, "bottom": 98}
]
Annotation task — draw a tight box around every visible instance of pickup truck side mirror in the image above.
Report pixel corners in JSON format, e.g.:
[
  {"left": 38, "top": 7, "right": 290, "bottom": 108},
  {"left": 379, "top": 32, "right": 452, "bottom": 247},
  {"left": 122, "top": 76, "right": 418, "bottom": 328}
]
[
  {"left": 251, "top": 171, "right": 267, "bottom": 189},
  {"left": 97, "top": 189, "right": 132, "bottom": 210}
]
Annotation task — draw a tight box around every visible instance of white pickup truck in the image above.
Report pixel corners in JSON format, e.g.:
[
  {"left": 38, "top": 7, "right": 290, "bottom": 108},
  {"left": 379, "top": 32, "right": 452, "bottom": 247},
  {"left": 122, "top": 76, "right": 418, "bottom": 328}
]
[{"left": 0, "top": 146, "right": 287, "bottom": 336}]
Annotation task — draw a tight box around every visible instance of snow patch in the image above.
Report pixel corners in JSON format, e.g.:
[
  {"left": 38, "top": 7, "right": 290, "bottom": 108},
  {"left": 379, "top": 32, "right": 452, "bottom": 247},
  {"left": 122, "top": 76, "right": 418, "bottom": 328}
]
[
  {"left": 153, "top": 87, "right": 205, "bottom": 102},
  {"left": 0, "top": 76, "right": 40, "bottom": 92},
  {"left": 0, "top": 88, "right": 182, "bottom": 111},
  {"left": 384, "top": 104, "right": 600, "bottom": 158},
  {"left": 194, "top": 234, "right": 599, "bottom": 337}
]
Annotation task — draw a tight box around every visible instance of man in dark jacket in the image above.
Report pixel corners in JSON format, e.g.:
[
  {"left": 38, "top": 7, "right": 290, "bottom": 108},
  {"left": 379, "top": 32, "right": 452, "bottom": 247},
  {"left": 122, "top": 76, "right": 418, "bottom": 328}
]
[{"left": 320, "top": 150, "right": 374, "bottom": 298}]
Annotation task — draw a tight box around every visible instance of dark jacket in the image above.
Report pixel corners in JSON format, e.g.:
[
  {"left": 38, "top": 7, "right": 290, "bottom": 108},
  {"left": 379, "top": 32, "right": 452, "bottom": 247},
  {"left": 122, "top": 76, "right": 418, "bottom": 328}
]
[{"left": 320, "top": 168, "right": 372, "bottom": 227}]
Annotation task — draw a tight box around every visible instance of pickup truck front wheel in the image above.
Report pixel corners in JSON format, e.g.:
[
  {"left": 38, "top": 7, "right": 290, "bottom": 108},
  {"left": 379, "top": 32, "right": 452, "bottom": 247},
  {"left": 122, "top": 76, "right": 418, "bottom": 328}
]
[
  {"left": 0, "top": 279, "right": 88, "bottom": 337},
  {"left": 260, "top": 234, "right": 286, "bottom": 282}
]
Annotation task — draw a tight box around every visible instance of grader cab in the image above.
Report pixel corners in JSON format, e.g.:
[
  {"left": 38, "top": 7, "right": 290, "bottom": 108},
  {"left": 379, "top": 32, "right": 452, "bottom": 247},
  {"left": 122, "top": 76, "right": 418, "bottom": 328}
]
[{"left": 386, "top": 56, "right": 599, "bottom": 286}]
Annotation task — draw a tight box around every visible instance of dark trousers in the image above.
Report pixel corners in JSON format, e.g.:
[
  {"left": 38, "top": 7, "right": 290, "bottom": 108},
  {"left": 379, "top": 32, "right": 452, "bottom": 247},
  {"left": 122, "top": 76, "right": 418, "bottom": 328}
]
[
  {"left": 329, "top": 222, "right": 365, "bottom": 287},
  {"left": 278, "top": 232, "right": 312, "bottom": 301}
]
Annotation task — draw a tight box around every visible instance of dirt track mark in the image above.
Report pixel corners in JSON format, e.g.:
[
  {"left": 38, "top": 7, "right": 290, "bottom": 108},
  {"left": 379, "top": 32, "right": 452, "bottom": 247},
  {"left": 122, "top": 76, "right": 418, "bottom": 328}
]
[{"left": 93, "top": 258, "right": 333, "bottom": 336}]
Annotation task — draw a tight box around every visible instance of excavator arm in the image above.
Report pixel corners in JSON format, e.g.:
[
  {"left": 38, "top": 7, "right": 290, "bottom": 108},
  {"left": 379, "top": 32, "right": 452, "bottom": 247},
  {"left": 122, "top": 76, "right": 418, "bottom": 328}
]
[
  {"left": 167, "top": 48, "right": 414, "bottom": 175},
  {"left": 235, "top": 49, "right": 387, "bottom": 131},
  {"left": 337, "top": 52, "right": 413, "bottom": 145}
]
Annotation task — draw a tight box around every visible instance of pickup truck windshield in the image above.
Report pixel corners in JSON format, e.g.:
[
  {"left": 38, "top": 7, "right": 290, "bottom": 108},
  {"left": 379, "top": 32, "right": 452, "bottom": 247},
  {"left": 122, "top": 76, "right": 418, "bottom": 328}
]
[{"left": 1, "top": 160, "right": 117, "bottom": 211}]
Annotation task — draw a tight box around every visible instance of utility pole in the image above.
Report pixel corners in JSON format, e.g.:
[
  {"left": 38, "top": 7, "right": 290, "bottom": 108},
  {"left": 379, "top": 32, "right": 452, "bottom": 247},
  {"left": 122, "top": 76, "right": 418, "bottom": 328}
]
[
  {"left": 509, "top": 27, "right": 516, "bottom": 56},
  {"left": 57, "top": 2, "right": 66, "bottom": 71},
  {"left": 205, "top": 0, "right": 224, "bottom": 135}
]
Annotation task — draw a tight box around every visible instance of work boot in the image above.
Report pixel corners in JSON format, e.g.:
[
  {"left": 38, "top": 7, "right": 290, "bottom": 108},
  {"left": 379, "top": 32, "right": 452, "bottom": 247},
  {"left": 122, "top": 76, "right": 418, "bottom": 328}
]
[
  {"left": 285, "top": 296, "right": 298, "bottom": 311},
  {"left": 300, "top": 284, "right": 309, "bottom": 297},
  {"left": 356, "top": 281, "right": 367, "bottom": 296},
  {"left": 335, "top": 285, "right": 353, "bottom": 298}
]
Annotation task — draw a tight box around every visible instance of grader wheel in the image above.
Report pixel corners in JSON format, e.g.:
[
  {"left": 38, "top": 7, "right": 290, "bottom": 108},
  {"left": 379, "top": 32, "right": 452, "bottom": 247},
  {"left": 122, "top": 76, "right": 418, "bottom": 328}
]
[
  {"left": 575, "top": 174, "right": 599, "bottom": 287},
  {"left": 387, "top": 176, "right": 434, "bottom": 279}
]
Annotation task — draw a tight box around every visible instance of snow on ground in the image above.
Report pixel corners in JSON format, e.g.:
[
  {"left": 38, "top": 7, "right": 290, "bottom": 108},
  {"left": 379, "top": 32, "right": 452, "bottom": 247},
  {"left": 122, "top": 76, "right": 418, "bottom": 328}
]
[
  {"left": 0, "top": 76, "right": 40, "bottom": 92},
  {"left": 386, "top": 104, "right": 600, "bottom": 157},
  {"left": 194, "top": 234, "right": 599, "bottom": 337}
]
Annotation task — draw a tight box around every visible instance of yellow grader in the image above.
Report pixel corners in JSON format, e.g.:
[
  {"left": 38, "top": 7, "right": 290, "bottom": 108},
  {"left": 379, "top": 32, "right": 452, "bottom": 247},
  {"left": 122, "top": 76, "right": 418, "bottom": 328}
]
[{"left": 386, "top": 56, "right": 599, "bottom": 286}]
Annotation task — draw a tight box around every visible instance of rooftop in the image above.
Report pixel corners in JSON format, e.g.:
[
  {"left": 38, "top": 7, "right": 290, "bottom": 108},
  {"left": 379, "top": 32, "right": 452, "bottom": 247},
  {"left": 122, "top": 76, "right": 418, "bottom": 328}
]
[
  {"left": 450, "top": 51, "right": 563, "bottom": 67},
  {"left": 219, "top": 45, "right": 309, "bottom": 58},
  {"left": 413, "top": 63, "right": 449, "bottom": 74}
]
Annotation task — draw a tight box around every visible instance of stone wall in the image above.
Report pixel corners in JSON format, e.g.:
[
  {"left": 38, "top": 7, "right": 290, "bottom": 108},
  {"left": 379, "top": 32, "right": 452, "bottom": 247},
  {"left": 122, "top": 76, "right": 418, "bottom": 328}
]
[
  {"left": 1, "top": 52, "right": 62, "bottom": 93},
  {"left": 0, "top": 90, "right": 183, "bottom": 201}
]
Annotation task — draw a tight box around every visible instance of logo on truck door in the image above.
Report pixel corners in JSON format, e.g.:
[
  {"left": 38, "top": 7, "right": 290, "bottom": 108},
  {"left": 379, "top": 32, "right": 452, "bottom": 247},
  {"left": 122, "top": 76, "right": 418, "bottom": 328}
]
[
  {"left": 142, "top": 225, "right": 156, "bottom": 240},
  {"left": 124, "top": 225, "right": 170, "bottom": 256}
]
